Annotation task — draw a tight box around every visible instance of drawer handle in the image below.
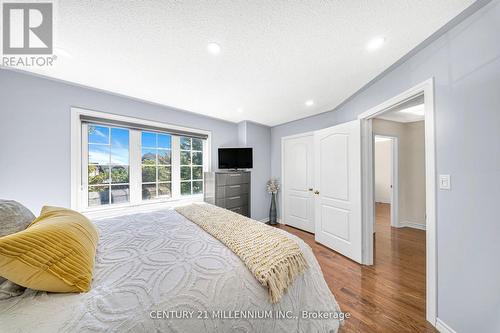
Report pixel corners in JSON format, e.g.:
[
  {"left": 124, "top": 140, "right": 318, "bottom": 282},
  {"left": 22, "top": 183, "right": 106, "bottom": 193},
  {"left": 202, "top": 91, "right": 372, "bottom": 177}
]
[
  {"left": 229, "top": 185, "right": 241, "bottom": 188},
  {"left": 229, "top": 174, "right": 240, "bottom": 177},
  {"left": 228, "top": 196, "right": 241, "bottom": 200}
]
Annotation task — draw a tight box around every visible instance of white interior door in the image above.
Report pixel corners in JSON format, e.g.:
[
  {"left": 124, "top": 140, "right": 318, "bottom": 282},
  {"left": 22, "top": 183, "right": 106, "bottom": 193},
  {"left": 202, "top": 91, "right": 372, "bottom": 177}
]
[
  {"left": 314, "top": 120, "right": 363, "bottom": 263},
  {"left": 283, "top": 134, "right": 315, "bottom": 233}
]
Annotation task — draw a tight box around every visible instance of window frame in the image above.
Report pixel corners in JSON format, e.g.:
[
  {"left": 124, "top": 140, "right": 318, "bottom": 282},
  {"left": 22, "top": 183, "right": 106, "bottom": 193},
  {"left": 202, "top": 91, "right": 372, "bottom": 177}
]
[
  {"left": 179, "top": 136, "right": 205, "bottom": 196},
  {"left": 140, "top": 131, "right": 173, "bottom": 201},
  {"left": 71, "top": 107, "right": 211, "bottom": 213},
  {"left": 85, "top": 124, "right": 131, "bottom": 207}
]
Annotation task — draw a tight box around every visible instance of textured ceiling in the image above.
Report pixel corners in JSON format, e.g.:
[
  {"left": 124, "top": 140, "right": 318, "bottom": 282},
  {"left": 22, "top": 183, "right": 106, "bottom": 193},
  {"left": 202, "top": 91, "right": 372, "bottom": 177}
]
[{"left": 19, "top": 0, "right": 474, "bottom": 126}]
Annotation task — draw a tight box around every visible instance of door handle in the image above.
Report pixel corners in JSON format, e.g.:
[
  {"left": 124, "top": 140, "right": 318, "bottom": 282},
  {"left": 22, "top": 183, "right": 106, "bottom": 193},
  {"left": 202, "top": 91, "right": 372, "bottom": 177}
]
[
  {"left": 314, "top": 190, "right": 320, "bottom": 195},
  {"left": 308, "top": 188, "right": 313, "bottom": 191}
]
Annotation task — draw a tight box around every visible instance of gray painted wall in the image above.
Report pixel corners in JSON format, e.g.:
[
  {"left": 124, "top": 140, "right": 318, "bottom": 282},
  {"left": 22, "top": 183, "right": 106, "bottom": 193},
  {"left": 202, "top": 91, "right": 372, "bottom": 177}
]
[
  {"left": 237, "top": 121, "right": 272, "bottom": 221},
  {"left": 0, "top": 69, "right": 239, "bottom": 213},
  {"left": 271, "top": 1, "right": 500, "bottom": 331}
]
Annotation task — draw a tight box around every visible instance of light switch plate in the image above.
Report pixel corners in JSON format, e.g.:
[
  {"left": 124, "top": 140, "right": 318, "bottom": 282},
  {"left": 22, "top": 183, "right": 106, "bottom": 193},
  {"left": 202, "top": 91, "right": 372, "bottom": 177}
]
[{"left": 439, "top": 175, "right": 451, "bottom": 190}]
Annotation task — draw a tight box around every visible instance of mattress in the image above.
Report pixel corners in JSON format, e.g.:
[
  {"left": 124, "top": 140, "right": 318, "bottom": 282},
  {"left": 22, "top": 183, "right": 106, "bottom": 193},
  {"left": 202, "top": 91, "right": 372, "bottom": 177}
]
[{"left": 0, "top": 208, "right": 341, "bottom": 332}]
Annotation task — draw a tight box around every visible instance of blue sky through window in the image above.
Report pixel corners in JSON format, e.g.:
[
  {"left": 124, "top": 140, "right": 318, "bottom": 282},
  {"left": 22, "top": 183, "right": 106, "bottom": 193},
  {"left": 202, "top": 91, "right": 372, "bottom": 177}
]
[
  {"left": 141, "top": 132, "right": 171, "bottom": 149},
  {"left": 141, "top": 132, "right": 156, "bottom": 147},
  {"left": 88, "top": 125, "right": 109, "bottom": 144},
  {"left": 158, "top": 134, "right": 171, "bottom": 149},
  {"left": 111, "top": 128, "right": 129, "bottom": 165},
  {"left": 89, "top": 125, "right": 129, "bottom": 165}
]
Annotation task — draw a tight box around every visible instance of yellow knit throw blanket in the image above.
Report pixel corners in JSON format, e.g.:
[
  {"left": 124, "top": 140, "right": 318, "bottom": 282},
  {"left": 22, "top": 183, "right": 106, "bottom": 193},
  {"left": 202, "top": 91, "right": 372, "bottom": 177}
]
[{"left": 175, "top": 203, "right": 308, "bottom": 303}]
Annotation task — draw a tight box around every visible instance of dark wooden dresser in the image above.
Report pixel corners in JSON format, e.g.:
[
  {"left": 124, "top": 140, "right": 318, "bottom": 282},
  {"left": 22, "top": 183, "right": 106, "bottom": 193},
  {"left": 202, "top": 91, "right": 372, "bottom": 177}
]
[{"left": 204, "top": 171, "right": 251, "bottom": 217}]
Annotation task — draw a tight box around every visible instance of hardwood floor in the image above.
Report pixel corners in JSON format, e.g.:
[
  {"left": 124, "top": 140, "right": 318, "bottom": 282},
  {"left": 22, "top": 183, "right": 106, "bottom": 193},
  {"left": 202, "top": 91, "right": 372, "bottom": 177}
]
[{"left": 279, "top": 203, "right": 437, "bottom": 333}]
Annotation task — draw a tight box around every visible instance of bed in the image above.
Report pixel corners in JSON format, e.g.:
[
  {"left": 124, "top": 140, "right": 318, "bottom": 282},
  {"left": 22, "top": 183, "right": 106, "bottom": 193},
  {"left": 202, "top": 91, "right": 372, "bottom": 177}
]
[{"left": 0, "top": 208, "right": 341, "bottom": 332}]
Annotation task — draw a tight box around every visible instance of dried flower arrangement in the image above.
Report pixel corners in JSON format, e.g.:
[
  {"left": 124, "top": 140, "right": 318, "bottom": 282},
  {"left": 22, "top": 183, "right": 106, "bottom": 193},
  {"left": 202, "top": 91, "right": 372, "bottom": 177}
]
[{"left": 266, "top": 179, "right": 280, "bottom": 194}]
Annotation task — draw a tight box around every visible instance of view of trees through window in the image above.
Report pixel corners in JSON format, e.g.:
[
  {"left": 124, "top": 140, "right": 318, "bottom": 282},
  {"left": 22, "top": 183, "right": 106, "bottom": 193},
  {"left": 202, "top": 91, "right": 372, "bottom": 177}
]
[
  {"left": 88, "top": 125, "right": 130, "bottom": 206},
  {"left": 180, "top": 137, "right": 204, "bottom": 195},
  {"left": 141, "top": 131, "right": 172, "bottom": 200},
  {"left": 86, "top": 124, "right": 204, "bottom": 208}
]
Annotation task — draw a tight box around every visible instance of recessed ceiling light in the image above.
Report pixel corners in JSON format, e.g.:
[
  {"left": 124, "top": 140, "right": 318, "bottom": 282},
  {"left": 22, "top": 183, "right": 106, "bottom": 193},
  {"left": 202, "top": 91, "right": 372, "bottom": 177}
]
[
  {"left": 207, "top": 42, "right": 221, "bottom": 55},
  {"left": 305, "top": 100, "right": 314, "bottom": 107},
  {"left": 236, "top": 108, "right": 243, "bottom": 113},
  {"left": 398, "top": 104, "right": 425, "bottom": 116},
  {"left": 366, "top": 36, "right": 386, "bottom": 51}
]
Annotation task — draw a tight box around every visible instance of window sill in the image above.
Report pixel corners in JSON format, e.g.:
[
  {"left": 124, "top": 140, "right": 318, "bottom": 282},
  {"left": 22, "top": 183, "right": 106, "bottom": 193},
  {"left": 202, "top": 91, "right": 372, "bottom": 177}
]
[{"left": 80, "top": 195, "right": 204, "bottom": 219}]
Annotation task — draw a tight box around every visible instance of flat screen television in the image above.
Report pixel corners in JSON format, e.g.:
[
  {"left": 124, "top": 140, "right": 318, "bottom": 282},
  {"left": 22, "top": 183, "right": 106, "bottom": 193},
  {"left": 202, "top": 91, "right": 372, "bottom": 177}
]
[{"left": 218, "top": 148, "right": 253, "bottom": 169}]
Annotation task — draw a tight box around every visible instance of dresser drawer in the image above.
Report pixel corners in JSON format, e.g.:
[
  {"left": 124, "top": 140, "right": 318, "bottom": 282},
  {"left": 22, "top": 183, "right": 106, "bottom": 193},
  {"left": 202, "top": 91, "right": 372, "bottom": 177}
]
[
  {"left": 216, "top": 172, "right": 250, "bottom": 186},
  {"left": 216, "top": 183, "right": 249, "bottom": 198},
  {"left": 229, "top": 205, "right": 249, "bottom": 217},
  {"left": 216, "top": 193, "right": 248, "bottom": 209}
]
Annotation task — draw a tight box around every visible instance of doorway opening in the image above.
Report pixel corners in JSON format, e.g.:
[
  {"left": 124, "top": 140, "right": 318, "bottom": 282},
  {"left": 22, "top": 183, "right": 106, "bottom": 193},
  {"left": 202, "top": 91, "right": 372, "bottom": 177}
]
[
  {"left": 372, "top": 93, "right": 427, "bottom": 276},
  {"left": 373, "top": 135, "right": 398, "bottom": 229},
  {"left": 359, "top": 79, "right": 436, "bottom": 325}
]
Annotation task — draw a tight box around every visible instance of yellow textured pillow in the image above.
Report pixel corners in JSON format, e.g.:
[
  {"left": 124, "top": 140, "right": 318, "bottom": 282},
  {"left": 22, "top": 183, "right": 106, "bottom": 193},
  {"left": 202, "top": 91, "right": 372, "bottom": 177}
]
[{"left": 0, "top": 206, "right": 98, "bottom": 293}]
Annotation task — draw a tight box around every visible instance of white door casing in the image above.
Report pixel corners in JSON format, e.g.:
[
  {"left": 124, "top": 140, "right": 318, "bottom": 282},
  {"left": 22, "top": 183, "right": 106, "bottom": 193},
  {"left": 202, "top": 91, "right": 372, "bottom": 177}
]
[
  {"left": 282, "top": 134, "right": 315, "bottom": 233},
  {"left": 358, "top": 78, "right": 436, "bottom": 324},
  {"left": 314, "top": 120, "right": 363, "bottom": 263}
]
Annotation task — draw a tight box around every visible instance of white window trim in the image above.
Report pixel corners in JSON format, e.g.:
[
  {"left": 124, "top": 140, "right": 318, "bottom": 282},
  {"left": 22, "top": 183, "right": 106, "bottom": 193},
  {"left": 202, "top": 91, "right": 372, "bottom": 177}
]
[{"left": 71, "top": 107, "right": 212, "bottom": 214}]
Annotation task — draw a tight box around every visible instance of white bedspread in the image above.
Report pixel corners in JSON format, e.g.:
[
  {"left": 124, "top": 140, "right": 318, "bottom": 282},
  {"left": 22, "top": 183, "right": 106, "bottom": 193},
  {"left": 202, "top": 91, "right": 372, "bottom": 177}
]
[{"left": 0, "top": 208, "right": 341, "bottom": 332}]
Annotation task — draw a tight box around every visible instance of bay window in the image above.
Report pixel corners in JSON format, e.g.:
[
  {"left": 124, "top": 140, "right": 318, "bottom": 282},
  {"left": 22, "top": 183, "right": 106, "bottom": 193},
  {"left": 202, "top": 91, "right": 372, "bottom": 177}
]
[{"left": 75, "top": 109, "right": 210, "bottom": 211}]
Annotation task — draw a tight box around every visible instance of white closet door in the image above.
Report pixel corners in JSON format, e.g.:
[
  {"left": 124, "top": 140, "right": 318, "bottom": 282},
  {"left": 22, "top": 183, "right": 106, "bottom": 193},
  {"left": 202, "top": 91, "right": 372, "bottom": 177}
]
[
  {"left": 314, "top": 120, "right": 363, "bottom": 263},
  {"left": 282, "top": 134, "right": 315, "bottom": 233}
]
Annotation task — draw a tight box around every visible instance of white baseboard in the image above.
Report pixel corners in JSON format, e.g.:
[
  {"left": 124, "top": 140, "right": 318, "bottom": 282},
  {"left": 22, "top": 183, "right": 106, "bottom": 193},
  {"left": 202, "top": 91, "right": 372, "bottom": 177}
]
[
  {"left": 436, "top": 318, "right": 457, "bottom": 333},
  {"left": 398, "top": 220, "right": 426, "bottom": 230}
]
